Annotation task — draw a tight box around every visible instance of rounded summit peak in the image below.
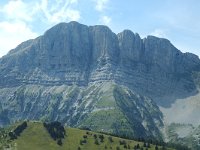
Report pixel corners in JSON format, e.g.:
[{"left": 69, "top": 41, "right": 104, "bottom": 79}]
[
  {"left": 118, "top": 30, "right": 140, "bottom": 38},
  {"left": 43, "top": 21, "right": 88, "bottom": 37}
]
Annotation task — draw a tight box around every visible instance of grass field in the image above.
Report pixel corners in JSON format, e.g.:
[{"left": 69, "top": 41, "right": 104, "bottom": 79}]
[{"left": 1, "top": 121, "right": 174, "bottom": 150}]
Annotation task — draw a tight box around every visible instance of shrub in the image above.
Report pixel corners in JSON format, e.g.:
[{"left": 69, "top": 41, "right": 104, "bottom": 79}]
[
  {"left": 155, "top": 145, "right": 158, "bottom": 150},
  {"left": 95, "top": 139, "right": 99, "bottom": 145},
  {"left": 119, "top": 140, "right": 126, "bottom": 145},
  {"left": 9, "top": 132, "right": 17, "bottom": 140},
  {"left": 108, "top": 136, "right": 113, "bottom": 143},
  {"left": 99, "top": 134, "right": 104, "bottom": 142},
  {"left": 124, "top": 144, "right": 127, "bottom": 149},
  {"left": 80, "top": 139, "right": 87, "bottom": 145},
  {"left": 57, "top": 139, "right": 62, "bottom": 146},
  {"left": 93, "top": 134, "right": 97, "bottom": 139},
  {"left": 116, "top": 146, "right": 120, "bottom": 150}
]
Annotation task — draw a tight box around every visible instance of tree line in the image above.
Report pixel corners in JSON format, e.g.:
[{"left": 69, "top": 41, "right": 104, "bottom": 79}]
[
  {"left": 43, "top": 121, "right": 66, "bottom": 146},
  {"left": 9, "top": 121, "right": 27, "bottom": 140}
]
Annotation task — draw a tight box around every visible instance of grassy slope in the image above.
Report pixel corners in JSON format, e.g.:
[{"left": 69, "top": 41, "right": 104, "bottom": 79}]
[{"left": 8, "top": 122, "right": 174, "bottom": 150}]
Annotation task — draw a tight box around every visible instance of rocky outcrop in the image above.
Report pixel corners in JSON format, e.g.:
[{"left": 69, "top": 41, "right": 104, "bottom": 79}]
[
  {"left": 117, "top": 31, "right": 200, "bottom": 106},
  {"left": 118, "top": 30, "right": 143, "bottom": 62}
]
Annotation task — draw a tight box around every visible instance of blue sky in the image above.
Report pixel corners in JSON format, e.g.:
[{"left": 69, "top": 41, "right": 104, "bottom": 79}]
[{"left": 0, "top": 0, "right": 200, "bottom": 57}]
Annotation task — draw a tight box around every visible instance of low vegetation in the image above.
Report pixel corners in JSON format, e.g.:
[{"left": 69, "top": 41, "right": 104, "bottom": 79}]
[{"left": 0, "top": 121, "right": 185, "bottom": 150}]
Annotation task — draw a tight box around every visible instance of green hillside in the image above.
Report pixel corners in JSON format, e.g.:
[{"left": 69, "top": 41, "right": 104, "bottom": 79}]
[
  {"left": 0, "top": 121, "right": 174, "bottom": 150},
  {"left": 0, "top": 82, "right": 164, "bottom": 139}
]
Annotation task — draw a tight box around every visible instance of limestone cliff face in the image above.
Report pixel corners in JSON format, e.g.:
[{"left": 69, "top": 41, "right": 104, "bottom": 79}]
[
  {"left": 0, "top": 22, "right": 200, "bottom": 105},
  {"left": 117, "top": 32, "right": 200, "bottom": 106},
  {"left": 0, "top": 22, "right": 119, "bottom": 86},
  {"left": 0, "top": 21, "right": 200, "bottom": 139},
  {"left": 118, "top": 30, "right": 143, "bottom": 62}
]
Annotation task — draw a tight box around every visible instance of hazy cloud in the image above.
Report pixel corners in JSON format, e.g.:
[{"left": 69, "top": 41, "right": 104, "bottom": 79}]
[
  {"left": 100, "top": 15, "right": 111, "bottom": 25},
  {"left": 0, "top": 0, "right": 81, "bottom": 57},
  {"left": 1, "top": 0, "right": 34, "bottom": 22},
  {"left": 94, "top": 0, "right": 109, "bottom": 12},
  {"left": 38, "top": 0, "right": 80, "bottom": 24},
  {"left": 150, "top": 29, "right": 168, "bottom": 38},
  {"left": 0, "top": 21, "right": 38, "bottom": 57},
  {"left": 93, "top": 0, "right": 112, "bottom": 26}
]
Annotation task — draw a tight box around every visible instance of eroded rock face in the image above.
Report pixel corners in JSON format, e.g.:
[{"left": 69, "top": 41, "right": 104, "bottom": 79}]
[
  {"left": 118, "top": 30, "right": 143, "bottom": 62},
  {"left": 117, "top": 32, "right": 200, "bottom": 106},
  {"left": 1, "top": 22, "right": 199, "bottom": 95},
  {"left": 0, "top": 82, "right": 163, "bottom": 139}
]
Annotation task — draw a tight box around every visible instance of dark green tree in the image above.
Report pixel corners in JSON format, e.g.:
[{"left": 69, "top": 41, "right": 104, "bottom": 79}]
[
  {"left": 95, "top": 139, "right": 99, "bottom": 145},
  {"left": 57, "top": 139, "right": 62, "bottom": 146},
  {"left": 116, "top": 146, "right": 120, "bottom": 150},
  {"left": 108, "top": 136, "right": 113, "bottom": 143},
  {"left": 155, "top": 145, "right": 159, "bottom": 150}
]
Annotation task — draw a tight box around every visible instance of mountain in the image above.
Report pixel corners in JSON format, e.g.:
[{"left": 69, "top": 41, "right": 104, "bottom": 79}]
[
  {"left": 0, "top": 21, "right": 200, "bottom": 142},
  {"left": 1, "top": 22, "right": 199, "bottom": 103}
]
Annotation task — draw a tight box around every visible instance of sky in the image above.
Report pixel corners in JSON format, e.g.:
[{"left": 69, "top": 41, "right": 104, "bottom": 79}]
[{"left": 0, "top": 0, "right": 200, "bottom": 57}]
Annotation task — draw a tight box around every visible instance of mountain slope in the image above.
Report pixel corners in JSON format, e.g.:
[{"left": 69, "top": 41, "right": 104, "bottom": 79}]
[
  {"left": 0, "top": 82, "right": 163, "bottom": 139},
  {"left": 0, "top": 122, "right": 174, "bottom": 150},
  {"left": 166, "top": 123, "right": 200, "bottom": 150}
]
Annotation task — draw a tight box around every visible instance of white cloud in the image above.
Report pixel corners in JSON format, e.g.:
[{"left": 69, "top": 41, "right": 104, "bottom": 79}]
[
  {"left": 0, "top": 0, "right": 81, "bottom": 57},
  {"left": 39, "top": 0, "right": 80, "bottom": 24},
  {"left": 65, "top": 9, "right": 80, "bottom": 21},
  {"left": 93, "top": 0, "right": 112, "bottom": 26},
  {"left": 0, "top": 0, "right": 80, "bottom": 26},
  {"left": 1, "top": 0, "right": 35, "bottom": 22},
  {"left": 94, "top": 0, "right": 109, "bottom": 12},
  {"left": 69, "top": 0, "right": 78, "bottom": 4},
  {"left": 100, "top": 15, "right": 111, "bottom": 25},
  {"left": 1, "top": 0, "right": 81, "bottom": 24},
  {"left": 150, "top": 29, "right": 168, "bottom": 38},
  {"left": 0, "top": 21, "right": 38, "bottom": 57}
]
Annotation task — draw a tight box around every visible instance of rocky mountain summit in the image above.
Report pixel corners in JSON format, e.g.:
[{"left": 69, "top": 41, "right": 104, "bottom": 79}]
[
  {"left": 0, "top": 21, "right": 200, "bottom": 141},
  {"left": 1, "top": 22, "right": 199, "bottom": 105}
]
